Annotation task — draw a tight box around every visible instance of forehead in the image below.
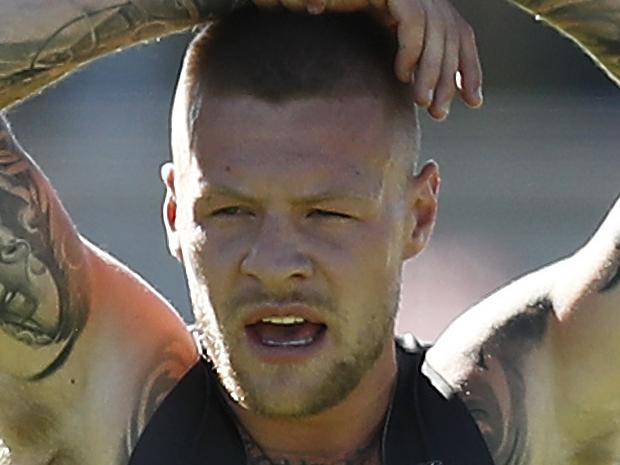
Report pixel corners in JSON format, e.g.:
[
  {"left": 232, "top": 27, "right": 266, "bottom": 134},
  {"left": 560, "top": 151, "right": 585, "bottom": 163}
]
[{"left": 185, "top": 95, "right": 393, "bottom": 196}]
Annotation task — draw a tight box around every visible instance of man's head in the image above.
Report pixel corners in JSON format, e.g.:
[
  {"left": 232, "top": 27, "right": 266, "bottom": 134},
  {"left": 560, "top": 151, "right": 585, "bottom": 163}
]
[{"left": 163, "top": 7, "right": 439, "bottom": 418}]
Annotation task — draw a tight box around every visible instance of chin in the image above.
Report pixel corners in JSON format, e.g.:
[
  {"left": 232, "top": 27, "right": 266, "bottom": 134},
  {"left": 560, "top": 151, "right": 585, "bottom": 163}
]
[{"left": 231, "top": 352, "right": 371, "bottom": 419}]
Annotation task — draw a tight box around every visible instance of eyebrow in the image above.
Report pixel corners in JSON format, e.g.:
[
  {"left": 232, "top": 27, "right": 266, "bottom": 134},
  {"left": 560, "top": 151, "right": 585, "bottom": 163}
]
[
  {"left": 201, "top": 185, "right": 254, "bottom": 202},
  {"left": 200, "top": 185, "right": 379, "bottom": 205}
]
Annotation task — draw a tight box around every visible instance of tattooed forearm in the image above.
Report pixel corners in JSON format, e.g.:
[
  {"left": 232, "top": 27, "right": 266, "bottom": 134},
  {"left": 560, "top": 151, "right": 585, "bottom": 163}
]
[
  {"left": 0, "top": 115, "right": 89, "bottom": 379},
  {"left": 0, "top": 0, "right": 250, "bottom": 110},
  {"left": 0, "top": 0, "right": 618, "bottom": 110},
  {"left": 506, "top": 0, "right": 620, "bottom": 86}
]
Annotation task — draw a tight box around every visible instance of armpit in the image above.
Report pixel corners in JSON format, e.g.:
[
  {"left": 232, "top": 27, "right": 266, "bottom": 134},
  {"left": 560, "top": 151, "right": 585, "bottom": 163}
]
[{"left": 424, "top": 275, "right": 563, "bottom": 465}]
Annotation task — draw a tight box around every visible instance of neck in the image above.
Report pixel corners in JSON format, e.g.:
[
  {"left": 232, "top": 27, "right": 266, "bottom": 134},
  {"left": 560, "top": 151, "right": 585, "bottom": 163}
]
[{"left": 230, "top": 339, "right": 398, "bottom": 464}]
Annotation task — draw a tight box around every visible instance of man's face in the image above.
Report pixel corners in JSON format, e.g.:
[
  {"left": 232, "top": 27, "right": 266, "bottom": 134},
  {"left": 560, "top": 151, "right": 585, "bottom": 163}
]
[{"left": 167, "top": 95, "right": 430, "bottom": 417}]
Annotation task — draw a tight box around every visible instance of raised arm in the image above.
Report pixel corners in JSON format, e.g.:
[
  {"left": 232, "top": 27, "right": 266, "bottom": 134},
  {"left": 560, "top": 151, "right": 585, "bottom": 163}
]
[
  {"left": 0, "top": 115, "right": 198, "bottom": 464},
  {"left": 0, "top": 114, "right": 89, "bottom": 380},
  {"left": 0, "top": 113, "right": 93, "bottom": 462},
  {"left": 423, "top": 196, "right": 620, "bottom": 465},
  {"left": 2, "top": 0, "right": 618, "bottom": 114},
  {"left": 0, "top": 0, "right": 485, "bottom": 120},
  {"left": 0, "top": 0, "right": 249, "bottom": 110},
  {"left": 545, "top": 196, "right": 620, "bottom": 452},
  {"left": 507, "top": 0, "right": 620, "bottom": 87}
]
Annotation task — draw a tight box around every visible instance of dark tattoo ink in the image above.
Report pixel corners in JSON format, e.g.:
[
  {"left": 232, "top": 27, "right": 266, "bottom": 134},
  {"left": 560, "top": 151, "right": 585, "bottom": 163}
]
[
  {"left": 0, "top": 0, "right": 250, "bottom": 109},
  {"left": 240, "top": 427, "right": 380, "bottom": 465},
  {"left": 459, "top": 298, "right": 553, "bottom": 465},
  {"left": 0, "top": 117, "right": 89, "bottom": 380},
  {"left": 120, "top": 349, "right": 194, "bottom": 464}
]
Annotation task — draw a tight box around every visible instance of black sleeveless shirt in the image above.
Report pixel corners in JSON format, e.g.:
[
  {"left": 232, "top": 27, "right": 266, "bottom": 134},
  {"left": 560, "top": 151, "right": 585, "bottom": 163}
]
[{"left": 128, "top": 337, "right": 494, "bottom": 465}]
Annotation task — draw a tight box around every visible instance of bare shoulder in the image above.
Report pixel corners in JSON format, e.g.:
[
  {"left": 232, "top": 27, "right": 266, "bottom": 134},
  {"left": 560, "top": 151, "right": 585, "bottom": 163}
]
[
  {"left": 423, "top": 196, "right": 620, "bottom": 465},
  {"left": 75, "top": 244, "right": 200, "bottom": 465},
  {"left": 423, "top": 260, "right": 569, "bottom": 465},
  {"left": 0, "top": 117, "right": 198, "bottom": 464}
]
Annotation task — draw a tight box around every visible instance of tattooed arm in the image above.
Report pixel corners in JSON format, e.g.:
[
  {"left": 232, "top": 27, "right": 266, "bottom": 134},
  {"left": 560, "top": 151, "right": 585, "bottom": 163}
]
[
  {"left": 0, "top": 0, "right": 251, "bottom": 110},
  {"left": 3, "top": 0, "right": 617, "bottom": 116},
  {"left": 0, "top": 114, "right": 89, "bottom": 379},
  {"left": 506, "top": 0, "right": 620, "bottom": 87},
  {"left": 0, "top": 115, "right": 198, "bottom": 464},
  {"left": 424, "top": 196, "right": 620, "bottom": 465},
  {"left": 0, "top": 112, "right": 94, "bottom": 463}
]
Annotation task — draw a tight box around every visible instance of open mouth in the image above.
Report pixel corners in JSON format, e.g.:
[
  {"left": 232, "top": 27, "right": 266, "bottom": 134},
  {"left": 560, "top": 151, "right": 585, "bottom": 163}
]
[
  {"left": 247, "top": 316, "right": 326, "bottom": 347},
  {"left": 244, "top": 310, "right": 328, "bottom": 361}
]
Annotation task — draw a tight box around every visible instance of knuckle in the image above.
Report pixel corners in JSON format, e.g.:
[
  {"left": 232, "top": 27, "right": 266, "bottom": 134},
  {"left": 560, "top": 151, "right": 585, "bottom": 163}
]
[
  {"left": 461, "top": 23, "right": 476, "bottom": 44},
  {"left": 443, "top": 9, "right": 457, "bottom": 29}
]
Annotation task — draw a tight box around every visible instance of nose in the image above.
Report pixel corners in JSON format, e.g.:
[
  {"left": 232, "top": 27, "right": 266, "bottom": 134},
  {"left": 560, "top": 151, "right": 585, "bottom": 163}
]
[{"left": 240, "top": 214, "right": 312, "bottom": 287}]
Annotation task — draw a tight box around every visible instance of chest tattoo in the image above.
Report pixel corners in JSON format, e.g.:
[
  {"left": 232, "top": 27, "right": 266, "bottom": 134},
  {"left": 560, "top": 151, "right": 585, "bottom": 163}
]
[{"left": 240, "top": 428, "right": 381, "bottom": 465}]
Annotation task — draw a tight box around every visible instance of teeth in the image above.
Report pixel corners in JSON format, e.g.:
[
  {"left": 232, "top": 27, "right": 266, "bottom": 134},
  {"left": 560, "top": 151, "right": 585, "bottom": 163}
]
[
  {"left": 263, "top": 337, "right": 314, "bottom": 347},
  {"left": 261, "top": 315, "right": 305, "bottom": 325}
]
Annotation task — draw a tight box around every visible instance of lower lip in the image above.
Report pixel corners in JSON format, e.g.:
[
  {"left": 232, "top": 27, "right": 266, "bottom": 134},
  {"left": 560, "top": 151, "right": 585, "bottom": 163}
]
[{"left": 244, "top": 325, "right": 327, "bottom": 364}]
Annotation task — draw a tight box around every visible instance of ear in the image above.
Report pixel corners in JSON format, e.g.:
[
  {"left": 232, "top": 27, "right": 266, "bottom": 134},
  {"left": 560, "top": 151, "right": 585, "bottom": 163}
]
[
  {"left": 402, "top": 161, "right": 440, "bottom": 259},
  {"left": 161, "top": 162, "right": 183, "bottom": 262}
]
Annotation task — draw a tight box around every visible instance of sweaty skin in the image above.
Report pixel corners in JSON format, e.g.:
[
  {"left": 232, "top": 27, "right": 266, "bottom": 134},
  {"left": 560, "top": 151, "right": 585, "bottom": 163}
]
[
  {"left": 0, "top": 0, "right": 249, "bottom": 110},
  {"left": 2, "top": 98, "right": 620, "bottom": 465},
  {"left": 0, "top": 116, "right": 198, "bottom": 465},
  {"left": 0, "top": 2, "right": 618, "bottom": 465},
  {"left": 425, "top": 196, "right": 620, "bottom": 465},
  {"left": 0, "top": 0, "right": 618, "bottom": 110},
  {"left": 164, "top": 83, "right": 620, "bottom": 465}
]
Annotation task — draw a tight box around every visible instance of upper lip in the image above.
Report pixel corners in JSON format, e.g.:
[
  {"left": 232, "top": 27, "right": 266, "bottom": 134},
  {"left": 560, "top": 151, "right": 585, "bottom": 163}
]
[{"left": 244, "top": 304, "right": 327, "bottom": 326}]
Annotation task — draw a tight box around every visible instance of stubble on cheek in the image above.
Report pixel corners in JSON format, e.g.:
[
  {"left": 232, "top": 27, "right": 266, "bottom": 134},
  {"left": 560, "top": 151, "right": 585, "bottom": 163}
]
[
  {"left": 183, "top": 240, "right": 248, "bottom": 404},
  {"left": 184, "top": 225, "right": 400, "bottom": 416},
  {"left": 224, "top": 298, "right": 395, "bottom": 418}
]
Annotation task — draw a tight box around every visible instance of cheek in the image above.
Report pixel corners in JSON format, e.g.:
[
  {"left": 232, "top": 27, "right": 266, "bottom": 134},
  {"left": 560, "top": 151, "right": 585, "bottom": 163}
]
[
  {"left": 323, "top": 221, "right": 400, "bottom": 275},
  {"left": 317, "top": 223, "right": 401, "bottom": 306},
  {"left": 181, "top": 226, "right": 249, "bottom": 298}
]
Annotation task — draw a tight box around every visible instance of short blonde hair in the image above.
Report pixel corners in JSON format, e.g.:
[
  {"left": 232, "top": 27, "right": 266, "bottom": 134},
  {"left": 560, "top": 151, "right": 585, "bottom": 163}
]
[{"left": 171, "top": 7, "right": 419, "bottom": 172}]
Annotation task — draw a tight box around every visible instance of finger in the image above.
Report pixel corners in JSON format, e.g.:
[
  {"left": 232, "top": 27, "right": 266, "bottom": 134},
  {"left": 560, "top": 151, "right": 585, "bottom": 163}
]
[
  {"left": 458, "top": 21, "right": 483, "bottom": 108},
  {"left": 389, "top": 0, "right": 426, "bottom": 83},
  {"left": 429, "top": 20, "right": 458, "bottom": 120},
  {"left": 413, "top": 4, "right": 446, "bottom": 108}
]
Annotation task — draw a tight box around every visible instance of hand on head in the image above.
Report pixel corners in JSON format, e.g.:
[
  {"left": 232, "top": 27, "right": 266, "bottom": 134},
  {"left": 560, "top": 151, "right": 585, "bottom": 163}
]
[{"left": 252, "top": 0, "right": 483, "bottom": 120}]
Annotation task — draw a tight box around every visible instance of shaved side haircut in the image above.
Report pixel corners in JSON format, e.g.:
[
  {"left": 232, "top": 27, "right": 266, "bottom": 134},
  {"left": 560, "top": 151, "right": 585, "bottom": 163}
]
[{"left": 171, "top": 6, "right": 420, "bottom": 173}]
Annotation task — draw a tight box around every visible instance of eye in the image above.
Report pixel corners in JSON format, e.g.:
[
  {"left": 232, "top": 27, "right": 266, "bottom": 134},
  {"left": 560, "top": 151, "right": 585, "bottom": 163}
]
[
  {"left": 211, "top": 206, "right": 253, "bottom": 217},
  {"left": 307, "top": 209, "right": 353, "bottom": 220}
]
